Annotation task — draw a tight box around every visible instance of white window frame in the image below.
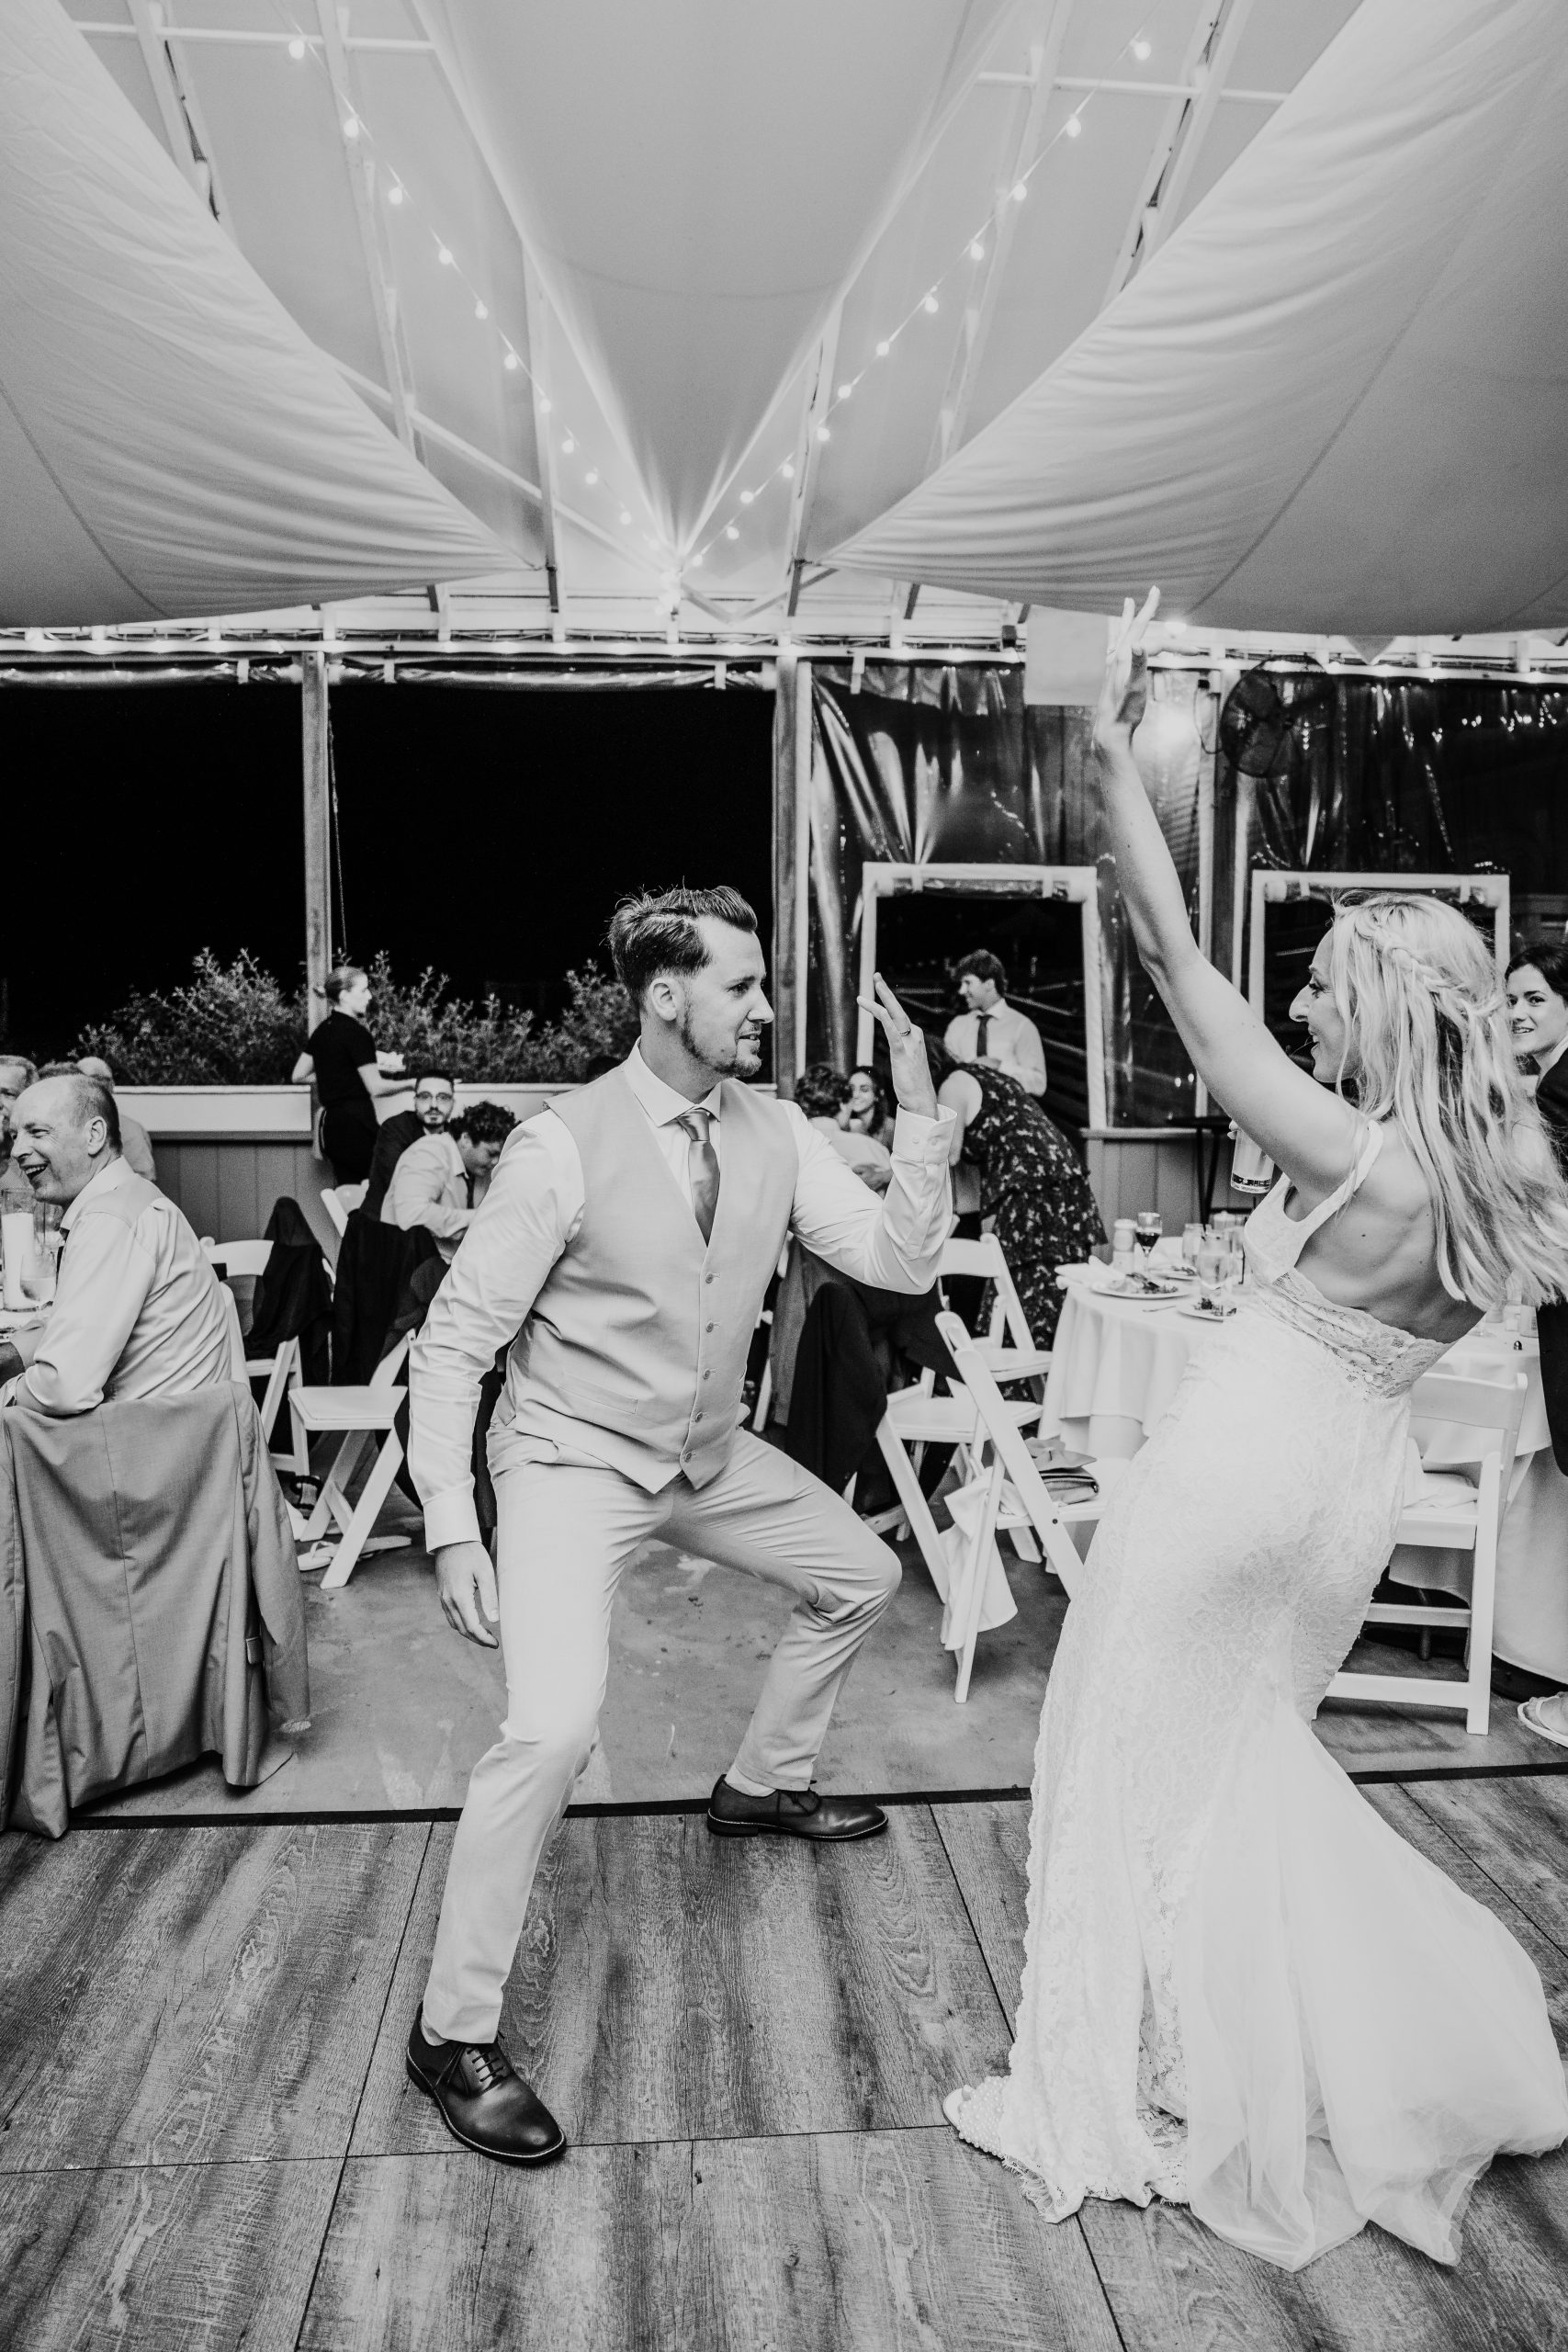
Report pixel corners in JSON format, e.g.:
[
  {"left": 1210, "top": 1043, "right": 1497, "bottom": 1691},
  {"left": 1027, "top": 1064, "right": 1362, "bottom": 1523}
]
[
  {"left": 855, "top": 861, "right": 1107, "bottom": 1130},
  {"left": 1247, "top": 871, "right": 1511, "bottom": 1015}
]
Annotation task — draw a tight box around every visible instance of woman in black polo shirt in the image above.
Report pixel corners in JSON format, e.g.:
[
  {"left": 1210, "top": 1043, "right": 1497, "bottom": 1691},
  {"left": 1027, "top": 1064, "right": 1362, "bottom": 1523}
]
[{"left": 292, "top": 966, "right": 404, "bottom": 1182}]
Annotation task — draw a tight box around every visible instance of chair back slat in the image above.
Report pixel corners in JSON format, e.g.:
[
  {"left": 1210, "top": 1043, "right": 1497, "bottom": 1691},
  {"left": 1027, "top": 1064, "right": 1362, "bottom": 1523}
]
[{"left": 938, "top": 1232, "right": 1036, "bottom": 1354}]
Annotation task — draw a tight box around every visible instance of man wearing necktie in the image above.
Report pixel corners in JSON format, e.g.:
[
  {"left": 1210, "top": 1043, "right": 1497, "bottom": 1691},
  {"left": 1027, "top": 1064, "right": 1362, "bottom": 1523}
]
[
  {"left": 942, "top": 949, "right": 1047, "bottom": 1097},
  {"left": 405, "top": 884, "right": 954, "bottom": 2166}
]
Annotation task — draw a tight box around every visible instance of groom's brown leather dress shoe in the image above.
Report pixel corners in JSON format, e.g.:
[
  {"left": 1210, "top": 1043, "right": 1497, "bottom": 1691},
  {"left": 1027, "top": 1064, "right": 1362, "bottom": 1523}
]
[
  {"left": 406, "top": 2014, "right": 567, "bottom": 2165},
  {"left": 706, "top": 1777, "right": 887, "bottom": 1841}
]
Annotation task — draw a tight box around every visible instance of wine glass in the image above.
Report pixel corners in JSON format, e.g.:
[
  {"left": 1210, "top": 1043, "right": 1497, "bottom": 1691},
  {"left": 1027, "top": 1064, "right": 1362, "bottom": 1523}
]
[
  {"left": 1196, "top": 1237, "right": 1225, "bottom": 1313},
  {"left": 1134, "top": 1211, "right": 1162, "bottom": 1275}
]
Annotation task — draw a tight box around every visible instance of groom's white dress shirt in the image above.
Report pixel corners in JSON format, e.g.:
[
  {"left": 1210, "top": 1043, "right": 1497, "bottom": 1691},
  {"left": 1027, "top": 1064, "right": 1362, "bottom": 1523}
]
[{"left": 412, "top": 1044, "right": 954, "bottom": 1548}]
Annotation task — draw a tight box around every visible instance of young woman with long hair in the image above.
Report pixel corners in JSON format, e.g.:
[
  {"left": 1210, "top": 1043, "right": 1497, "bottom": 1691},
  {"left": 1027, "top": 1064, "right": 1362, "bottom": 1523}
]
[{"left": 945, "top": 592, "right": 1568, "bottom": 2270}]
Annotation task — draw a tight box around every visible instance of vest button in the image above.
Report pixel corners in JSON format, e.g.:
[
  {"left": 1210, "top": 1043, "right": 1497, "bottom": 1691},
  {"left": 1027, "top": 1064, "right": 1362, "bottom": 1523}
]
[
  {"left": 694, "top": 1411, "right": 705, "bottom": 1422},
  {"left": 705, "top": 1273, "right": 715, "bottom": 1284},
  {"left": 705, "top": 1322, "right": 715, "bottom": 1333},
  {"left": 703, "top": 1369, "right": 711, "bottom": 1380}
]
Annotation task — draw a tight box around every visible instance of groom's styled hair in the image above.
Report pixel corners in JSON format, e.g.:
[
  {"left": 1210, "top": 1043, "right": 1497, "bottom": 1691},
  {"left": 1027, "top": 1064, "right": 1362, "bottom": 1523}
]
[{"left": 608, "top": 885, "right": 759, "bottom": 1006}]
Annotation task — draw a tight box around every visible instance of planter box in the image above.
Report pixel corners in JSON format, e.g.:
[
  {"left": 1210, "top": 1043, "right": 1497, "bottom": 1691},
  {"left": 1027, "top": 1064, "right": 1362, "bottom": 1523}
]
[{"left": 116, "top": 1082, "right": 579, "bottom": 1141}]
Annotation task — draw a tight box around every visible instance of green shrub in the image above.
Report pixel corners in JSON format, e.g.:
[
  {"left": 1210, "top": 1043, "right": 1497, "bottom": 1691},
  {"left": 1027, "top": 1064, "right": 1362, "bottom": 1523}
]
[{"left": 76, "top": 949, "right": 638, "bottom": 1085}]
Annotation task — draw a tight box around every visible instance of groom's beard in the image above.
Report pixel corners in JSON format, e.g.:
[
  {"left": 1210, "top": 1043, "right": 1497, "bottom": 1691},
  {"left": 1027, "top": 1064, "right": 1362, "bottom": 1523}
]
[{"left": 679, "top": 1010, "right": 763, "bottom": 1080}]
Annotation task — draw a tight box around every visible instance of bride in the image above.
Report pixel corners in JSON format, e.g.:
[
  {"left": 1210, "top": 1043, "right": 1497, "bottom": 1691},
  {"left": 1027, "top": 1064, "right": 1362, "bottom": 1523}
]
[{"left": 945, "top": 592, "right": 1568, "bottom": 2270}]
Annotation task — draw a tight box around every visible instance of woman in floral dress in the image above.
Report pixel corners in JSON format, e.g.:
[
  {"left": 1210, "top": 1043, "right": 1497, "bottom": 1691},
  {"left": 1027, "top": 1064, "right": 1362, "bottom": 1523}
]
[{"left": 929, "top": 1037, "right": 1104, "bottom": 1342}]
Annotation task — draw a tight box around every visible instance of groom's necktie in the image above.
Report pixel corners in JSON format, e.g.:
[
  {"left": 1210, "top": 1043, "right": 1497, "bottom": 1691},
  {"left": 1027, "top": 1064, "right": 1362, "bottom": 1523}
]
[
  {"left": 975, "top": 1012, "right": 990, "bottom": 1060},
  {"left": 676, "top": 1109, "right": 720, "bottom": 1245}
]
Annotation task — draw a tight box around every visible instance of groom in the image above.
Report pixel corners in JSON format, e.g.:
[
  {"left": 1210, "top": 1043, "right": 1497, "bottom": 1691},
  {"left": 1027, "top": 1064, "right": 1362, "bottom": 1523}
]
[{"left": 404, "top": 884, "right": 954, "bottom": 2164}]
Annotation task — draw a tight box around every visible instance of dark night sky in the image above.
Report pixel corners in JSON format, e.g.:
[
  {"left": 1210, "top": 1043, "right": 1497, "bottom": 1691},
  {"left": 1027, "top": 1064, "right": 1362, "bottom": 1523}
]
[{"left": 1, "top": 678, "right": 774, "bottom": 1059}]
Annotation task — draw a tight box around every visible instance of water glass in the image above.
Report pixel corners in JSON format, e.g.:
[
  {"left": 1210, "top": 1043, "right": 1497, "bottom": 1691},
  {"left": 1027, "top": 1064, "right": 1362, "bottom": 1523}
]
[
  {"left": 1223, "top": 1236, "right": 1247, "bottom": 1302},
  {"left": 1196, "top": 1238, "right": 1226, "bottom": 1310},
  {"left": 1181, "top": 1221, "right": 1203, "bottom": 1268}
]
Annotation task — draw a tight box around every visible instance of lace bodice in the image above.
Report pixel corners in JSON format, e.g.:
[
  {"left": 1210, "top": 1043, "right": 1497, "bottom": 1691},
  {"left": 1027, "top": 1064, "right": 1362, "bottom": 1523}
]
[{"left": 1242, "top": 1126, "right": 1451, "bottom": 1398}]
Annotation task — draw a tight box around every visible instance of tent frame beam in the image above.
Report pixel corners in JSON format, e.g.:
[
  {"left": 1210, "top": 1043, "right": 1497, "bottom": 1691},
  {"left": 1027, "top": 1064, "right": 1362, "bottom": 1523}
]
[
  {"left": 316, "top": 0, "right": 422, "bottom": 458},
  {"left": 522, "top": 254, "right": 567, "bottom": 640},
  {"left": 784, "top": 310, "right": 841, "bottom": 614},
  {"left": 1102, "top": 0, "right": 1255, "bottom": 304},
  {"left": 130, "top": 1, "right": 231, "bottom": 228}
]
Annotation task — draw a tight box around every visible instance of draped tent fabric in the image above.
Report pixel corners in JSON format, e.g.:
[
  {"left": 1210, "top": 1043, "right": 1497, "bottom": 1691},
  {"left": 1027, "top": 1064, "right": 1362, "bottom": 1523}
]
[
  {"left": 831, "top": 0, "right": 1568, "bottom": 638},
  {"left": 0, "top": 0, "right": 508, "bottom": 626},
  {"left": 412, "top": 0, "right": 1012, "bottom": 555}
]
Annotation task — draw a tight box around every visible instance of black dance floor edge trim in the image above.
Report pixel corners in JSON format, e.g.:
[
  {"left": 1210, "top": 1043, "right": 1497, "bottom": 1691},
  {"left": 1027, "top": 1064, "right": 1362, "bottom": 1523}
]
[{"left": 47, "top": 1754, "right": 1568, "bottom": 1831}]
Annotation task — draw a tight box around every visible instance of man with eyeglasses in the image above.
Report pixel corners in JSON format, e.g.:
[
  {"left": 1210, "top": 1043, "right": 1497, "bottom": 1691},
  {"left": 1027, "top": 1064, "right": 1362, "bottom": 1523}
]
[{"left": 363, "top": 1068, "right": 457, "bottom": 1220}]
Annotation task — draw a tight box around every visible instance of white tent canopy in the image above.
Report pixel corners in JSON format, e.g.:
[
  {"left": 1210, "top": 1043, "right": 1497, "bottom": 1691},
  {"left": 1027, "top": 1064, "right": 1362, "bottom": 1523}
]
[
  {"left": 0, "top": 0, "right": 506, "bottom": 625},
  {"left": 6, "top": 0, "right": 1565, "bottom": 655},
  {"left": 835, "top": 0, "right": 1568, "bottom": 637}
]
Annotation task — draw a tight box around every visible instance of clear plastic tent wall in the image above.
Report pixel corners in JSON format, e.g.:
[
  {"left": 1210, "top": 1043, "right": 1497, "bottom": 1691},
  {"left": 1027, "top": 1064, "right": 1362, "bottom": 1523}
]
[{"left": 0, "top": 0, "right": 506, "bottom": 624}]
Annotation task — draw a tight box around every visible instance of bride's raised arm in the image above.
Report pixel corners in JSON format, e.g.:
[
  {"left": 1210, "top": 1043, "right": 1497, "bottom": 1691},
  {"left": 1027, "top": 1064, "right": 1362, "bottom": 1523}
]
[{"left": 1095, "top": 591, "right": 1357, "bottom": 1193}]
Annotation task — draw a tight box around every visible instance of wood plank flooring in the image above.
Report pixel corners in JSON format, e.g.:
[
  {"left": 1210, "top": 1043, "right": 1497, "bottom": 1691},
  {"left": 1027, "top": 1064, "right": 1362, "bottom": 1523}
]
[{"left": 4, "top": 1777, "right": 1568, "bottom": 2350}]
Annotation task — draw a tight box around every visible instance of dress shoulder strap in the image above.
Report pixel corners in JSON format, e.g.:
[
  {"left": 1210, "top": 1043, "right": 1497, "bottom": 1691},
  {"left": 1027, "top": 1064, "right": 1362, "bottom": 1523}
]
[{"left": 1292, "top": 1120, "right": 1384, "bottom": 1241}]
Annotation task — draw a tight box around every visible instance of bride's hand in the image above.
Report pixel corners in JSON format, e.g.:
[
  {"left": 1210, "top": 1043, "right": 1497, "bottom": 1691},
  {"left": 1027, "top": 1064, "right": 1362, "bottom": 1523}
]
[{"left": 1093, "top": 587, "right": 1160, "bottom": 753}]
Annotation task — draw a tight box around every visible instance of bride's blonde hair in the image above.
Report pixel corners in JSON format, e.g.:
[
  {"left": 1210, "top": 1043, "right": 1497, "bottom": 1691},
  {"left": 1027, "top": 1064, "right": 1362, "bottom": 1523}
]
[{"left": 1325, "top": 892, "right": 1568, "bottom": 1307}]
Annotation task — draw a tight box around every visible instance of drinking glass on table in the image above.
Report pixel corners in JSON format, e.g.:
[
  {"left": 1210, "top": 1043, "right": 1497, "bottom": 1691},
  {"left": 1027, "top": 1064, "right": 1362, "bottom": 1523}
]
[
  {"left": 1134, "top": 1211, "right": 1162, "bottom": 1270},
  {"left": 1196, "top": 1237, "right": 1226, "bottom": 1313},
  {"left": 1181, "top": 1220, "right": 1203, "bottom": 1269},
  {"left": 1222, "top": 1234, "right": 1247, "bottom": 1306}
]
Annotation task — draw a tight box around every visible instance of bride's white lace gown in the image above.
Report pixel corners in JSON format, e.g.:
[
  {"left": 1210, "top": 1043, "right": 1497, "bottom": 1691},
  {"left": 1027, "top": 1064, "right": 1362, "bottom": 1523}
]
[{"left": 947, "top": 1126, "right": 1568, "bottom": 2269}]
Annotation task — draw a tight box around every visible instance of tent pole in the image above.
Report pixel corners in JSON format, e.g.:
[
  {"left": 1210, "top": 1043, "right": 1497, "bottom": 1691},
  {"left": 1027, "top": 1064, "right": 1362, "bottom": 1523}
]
[
  {"left": 772, "top": 652, "right": 813, "bottom": 1097},
  {"left": 302, "top": 649, "right": 333, "bottom": 1029}
]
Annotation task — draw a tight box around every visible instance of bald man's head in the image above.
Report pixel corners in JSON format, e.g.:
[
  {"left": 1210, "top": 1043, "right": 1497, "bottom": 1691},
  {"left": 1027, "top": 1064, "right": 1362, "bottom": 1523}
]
[{"left": 11, "top": 1074, "right": 122, "bottom": 1206}]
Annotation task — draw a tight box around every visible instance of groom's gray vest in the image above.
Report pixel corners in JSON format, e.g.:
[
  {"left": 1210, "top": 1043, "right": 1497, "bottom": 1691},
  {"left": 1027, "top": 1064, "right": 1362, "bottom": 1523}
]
[{"left": 502, "top": 1068, "right": 796, "bottom": 1488}]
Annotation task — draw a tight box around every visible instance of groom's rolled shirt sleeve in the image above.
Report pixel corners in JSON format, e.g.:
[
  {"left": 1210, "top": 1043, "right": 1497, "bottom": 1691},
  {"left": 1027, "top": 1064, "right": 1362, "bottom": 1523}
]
[
  {"left": 783, "top": 1102, "right": 954, "bottom": 1293},
  {"left": 410, "top": 1113, "right": 584, "bottom": 1552}
]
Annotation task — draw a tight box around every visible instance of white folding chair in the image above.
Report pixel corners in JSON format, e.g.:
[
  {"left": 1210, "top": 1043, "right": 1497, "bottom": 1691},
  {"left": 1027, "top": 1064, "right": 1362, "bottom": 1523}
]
[
  {"left": 320, "top": 1183, "right": 366, "bottom": 1238},
  {"left": 934, "top": 1311, "right": 1111, "bottom": 1699},
  {"left": 1327, "top": 1366, "right": 1527, "bottom": 1736},
  {"left": 202, "top": 1237, "right": 310, "bottom": 1476},
  {"left": 288, "top": 1333, "right": 413, "bottom": 1589},
  {"left": 875, "top": 1230, "right": 1050, "bottom": 1580}
]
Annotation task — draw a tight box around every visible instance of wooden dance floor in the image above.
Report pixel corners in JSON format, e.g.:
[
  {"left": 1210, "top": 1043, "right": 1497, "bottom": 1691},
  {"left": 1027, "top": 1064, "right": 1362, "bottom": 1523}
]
[{"left": 4, "top": 1769, "right": 1568, "bottom": 2349}]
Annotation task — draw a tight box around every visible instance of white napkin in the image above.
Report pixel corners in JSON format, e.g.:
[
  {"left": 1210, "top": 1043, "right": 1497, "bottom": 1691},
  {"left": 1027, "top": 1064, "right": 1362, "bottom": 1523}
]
[{"left": 934, "top": 1476, "right": 1021, "bottom": 1650}]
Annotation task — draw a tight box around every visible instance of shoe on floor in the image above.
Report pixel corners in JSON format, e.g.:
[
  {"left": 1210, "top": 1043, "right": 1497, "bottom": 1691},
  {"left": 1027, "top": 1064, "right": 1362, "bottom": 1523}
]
[
  {"left": 1518, "top": 1694, "right": 1568, "bottom": 1752},
  {"left": 706, "top": 1776, "right": 887, "bottom": 1841},
  {"left": 406, "top": 2014, "right": 567, "bottom": 2165}
]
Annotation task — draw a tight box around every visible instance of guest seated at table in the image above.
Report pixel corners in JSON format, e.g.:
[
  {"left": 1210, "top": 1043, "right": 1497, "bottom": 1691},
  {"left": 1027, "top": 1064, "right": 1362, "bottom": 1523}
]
[
  {"left": 0, "top": 1054, "right": 38, "bottom": 1171},
  {"left": 382, "top": 1099, "right": 515, "bottom": 1261},
  {"left": 363, "top": 1067, "right": 456, "bottom": 1220},
  {"left": 929, "top": 1036, "right": 1104, "bottom": 1344},
  {"left": 943, "top": 950, "right": 1046, "bottom": 1099},
  {"left": 291, "top": 965, "right": 407, "bottom": 1183},
  {"left": 39, "top": 1057, "right": 157, "bottom": 1184},
  {"left": 795, "top": 1063, "right": 893, "bottom": 1191},
  {"left": 0, "top": 1073, "right": 231, "bottom": 1414},
  {"left": 845, "top": 1063, "right": 896, "bottom": 1151},
  {"left": 1506, "top": 940, "right": 1568, "bottom": 1751}
]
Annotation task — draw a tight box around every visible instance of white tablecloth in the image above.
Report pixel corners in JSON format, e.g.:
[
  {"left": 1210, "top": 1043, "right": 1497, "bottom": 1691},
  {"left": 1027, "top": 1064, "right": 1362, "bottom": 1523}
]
[{"left": 1043, "top": 1272, "right": 1568, "bottom": 1681}]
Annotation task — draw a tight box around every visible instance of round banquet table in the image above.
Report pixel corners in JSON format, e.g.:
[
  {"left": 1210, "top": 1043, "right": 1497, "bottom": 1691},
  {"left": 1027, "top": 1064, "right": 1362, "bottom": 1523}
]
[{"left": 1042, "top": 1266, "right": 1568, "bottom": 1682}]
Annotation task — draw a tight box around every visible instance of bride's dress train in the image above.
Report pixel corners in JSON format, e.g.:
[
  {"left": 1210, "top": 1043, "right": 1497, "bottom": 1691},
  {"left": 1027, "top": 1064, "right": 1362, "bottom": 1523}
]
[{"left": 947, "top": 1131, "right": 1568, "bottom": 2269}]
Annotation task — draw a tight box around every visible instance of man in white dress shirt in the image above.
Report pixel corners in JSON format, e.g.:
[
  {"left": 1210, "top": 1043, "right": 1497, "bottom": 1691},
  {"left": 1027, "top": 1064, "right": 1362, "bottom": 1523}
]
[
  {"left": 404, "top": 884, "right": 954, "bottom": 2167},
  {"left": 942, "top": 949, "right": 1046, "bottom": 1097},
  {"left": 382, "top": 1100, "right": 515, "bottom": 1261},
  {"left": 1, "top": 1074, "right": 231, "bottom": 1413}
]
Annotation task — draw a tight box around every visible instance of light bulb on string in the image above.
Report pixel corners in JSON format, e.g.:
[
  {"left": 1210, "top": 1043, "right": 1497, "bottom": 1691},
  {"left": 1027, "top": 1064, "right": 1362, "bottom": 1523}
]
[
  {"left": 437, "top": 245, "right": 454, "bottom": 266},
  {"left": 537, "top": 395, "right": 551, "bottom": 413},
  {"left": 922, "top": 291, "right": 939, "bottom": 314},
  {"left": 725, "top": 526, "right": 739, "bottom": 540},
  {"left": 836, "top": 382, "right": 852, "bottom": 401},
  {"left": 585, "top": 469, "right": 599, "bottom": 485},
  {"left": 1065, "top": 115, "right": 1082, "bottom": 139},
  {"left": 387, "top": 182, "right": 404, "bottom": 205},
  {"left": 1010, "top": 180, "right": 1028, "bottom": 202},
  {"left": 561, "top": 435, "right": 575, "bottom": 455},
  {"left": 739, "top": 490, "right": 754, "bottom": 504},
  {"left": 1131, "top": 38, "right": 1152, "bottom": 60},
  {"left": 816, "top": 424, "right": 830, "bottom": 443},
  {"left": 968, "top": 238, "right": 985, "bottom": 260},
  {"left": 781, "top": 459, "right": 795, "bottom": 479},
  {"left": 474, "top": 300, "right": 488, "bottom": 320},
  {"left": 620, "top": 510, "right": 632, "bottom": 526},
  {"left": 875, "top": 338, "right": 890, "bottom": 357},
  {"left": 343, "top": 115, "right": 360, "bottom": 140},
  {"left": 288, "top": 36, "right": 306, "bottom": 60},
  {"left": 503, "top": 350, "right": 520, "bottom": 370}
]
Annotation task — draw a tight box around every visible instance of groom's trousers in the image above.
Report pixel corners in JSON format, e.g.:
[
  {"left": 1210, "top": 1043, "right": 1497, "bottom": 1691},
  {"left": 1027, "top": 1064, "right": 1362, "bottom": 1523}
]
[{"left": 422, "top": 1430, "right": 901, "bottom": 2043}]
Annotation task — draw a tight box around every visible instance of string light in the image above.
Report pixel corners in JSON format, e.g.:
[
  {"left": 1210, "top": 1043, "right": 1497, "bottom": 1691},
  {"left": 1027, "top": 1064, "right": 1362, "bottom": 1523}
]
[
  {"left": 1132, "top": 38, "right": 1152, "bottom": 61},
  {"left": 276, "top": 8, "right": 660, "bottom": 566},
  {"left": 725, "top": 525, "right": 739, "bottom": 539},
  {"left": 685, "top": 2, "right": 1162, "bottom": 571}
]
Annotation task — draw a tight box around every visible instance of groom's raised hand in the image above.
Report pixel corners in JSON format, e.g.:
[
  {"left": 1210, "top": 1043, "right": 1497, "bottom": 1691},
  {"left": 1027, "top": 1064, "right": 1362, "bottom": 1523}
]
[{"left": 857, "top": 973, "right": 938, "bottom": 1119}]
